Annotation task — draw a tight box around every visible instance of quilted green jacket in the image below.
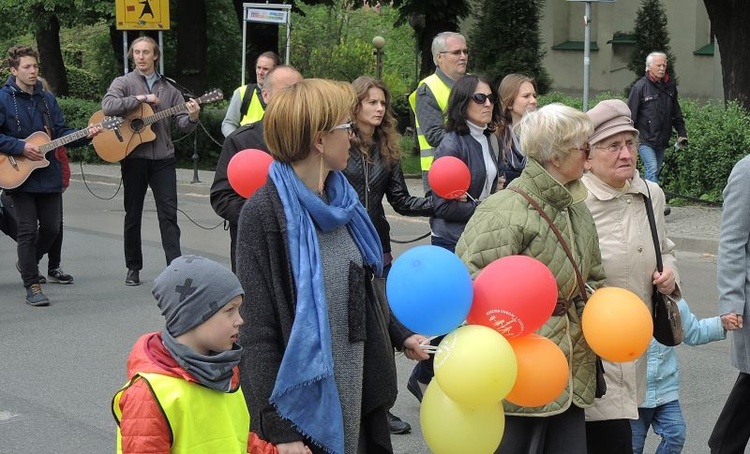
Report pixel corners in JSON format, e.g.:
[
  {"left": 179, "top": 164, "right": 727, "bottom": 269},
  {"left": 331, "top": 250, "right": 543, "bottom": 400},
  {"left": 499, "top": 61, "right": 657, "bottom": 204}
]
[{"left": 456, "top": 158, "right": 607, "bottom": 416}]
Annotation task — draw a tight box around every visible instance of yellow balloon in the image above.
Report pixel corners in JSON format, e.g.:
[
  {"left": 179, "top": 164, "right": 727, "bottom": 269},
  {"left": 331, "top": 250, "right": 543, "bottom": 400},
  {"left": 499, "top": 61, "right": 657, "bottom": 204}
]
[
  {"left": 434, "top": 325, "right": 518, "bottom": 408},
  {"left": 582, "top": 287, "right": 653, "bottom": 362},
  {"left": 421, "top": 380, "right": 505, "bottom": 454}
]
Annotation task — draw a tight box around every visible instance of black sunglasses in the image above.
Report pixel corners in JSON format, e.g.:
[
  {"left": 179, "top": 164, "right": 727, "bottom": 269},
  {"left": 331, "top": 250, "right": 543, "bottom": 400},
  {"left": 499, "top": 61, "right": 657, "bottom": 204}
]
[{"left": 471, "top": 93, "right": 498, "bottom": 105}]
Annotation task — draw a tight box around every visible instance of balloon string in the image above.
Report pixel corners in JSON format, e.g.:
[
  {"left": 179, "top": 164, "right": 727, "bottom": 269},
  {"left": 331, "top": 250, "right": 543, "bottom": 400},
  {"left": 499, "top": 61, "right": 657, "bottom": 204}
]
[{"left": 465, "top": 192, "right": 478, "bottom": 204}]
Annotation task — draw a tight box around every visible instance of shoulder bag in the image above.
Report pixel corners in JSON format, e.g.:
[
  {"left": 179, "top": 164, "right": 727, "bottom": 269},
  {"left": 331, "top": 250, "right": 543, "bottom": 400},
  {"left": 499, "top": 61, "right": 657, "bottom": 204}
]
[{"left": 643, "top": 186, "right": 684, "bottom": 346}]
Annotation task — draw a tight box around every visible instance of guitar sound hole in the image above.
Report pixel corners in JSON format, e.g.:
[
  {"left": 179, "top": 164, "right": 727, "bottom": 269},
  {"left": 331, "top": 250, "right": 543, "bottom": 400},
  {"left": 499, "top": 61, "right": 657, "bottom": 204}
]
[{"left": 130, "top": 119, "right": 145, "bottom": 133}]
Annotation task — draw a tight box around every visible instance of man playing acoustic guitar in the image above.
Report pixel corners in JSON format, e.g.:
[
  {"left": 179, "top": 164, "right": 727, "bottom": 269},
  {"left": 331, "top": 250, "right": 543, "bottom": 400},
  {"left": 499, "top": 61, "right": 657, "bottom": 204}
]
[
  {"left": 0, "top": 45, "right": 101, "bottom": 306},
  {"left": 101, "top": 36, "right": 200, "bottom": 287}
]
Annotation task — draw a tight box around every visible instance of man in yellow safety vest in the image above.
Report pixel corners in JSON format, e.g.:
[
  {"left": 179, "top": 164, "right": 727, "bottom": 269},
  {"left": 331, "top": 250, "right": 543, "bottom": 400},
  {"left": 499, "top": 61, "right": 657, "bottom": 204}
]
[
  {"left": 221, "top": 51, "right": 280, "bottom": 137},
  {"left": 409, "top": 32, "right": 468, "bottom": 190}
]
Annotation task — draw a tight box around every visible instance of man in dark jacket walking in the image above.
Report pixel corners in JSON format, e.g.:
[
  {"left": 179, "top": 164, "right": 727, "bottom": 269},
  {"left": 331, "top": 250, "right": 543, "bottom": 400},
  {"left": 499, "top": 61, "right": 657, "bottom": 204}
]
[
  {"left": 210, "top": 65, "right": 302, "bottom": 271},
  {"left": 627, "top": 51, "right": 687, "bottom": 184},
  {"left": 0, "top": 45, "right": 99, "bottom": 306}
]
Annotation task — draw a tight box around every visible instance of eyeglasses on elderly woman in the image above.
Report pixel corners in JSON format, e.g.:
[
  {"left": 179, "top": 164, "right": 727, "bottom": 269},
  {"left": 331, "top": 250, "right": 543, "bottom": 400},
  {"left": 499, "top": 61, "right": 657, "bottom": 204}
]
[{"left": 594, "top": 139, "right": 638, "bottom": 155}]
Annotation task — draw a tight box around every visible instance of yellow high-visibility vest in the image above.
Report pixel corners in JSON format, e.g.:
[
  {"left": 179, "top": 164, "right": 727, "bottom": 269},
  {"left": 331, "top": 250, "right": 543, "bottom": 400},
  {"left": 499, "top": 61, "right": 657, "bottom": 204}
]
[
  {"left": 408, "top": 74, "right": 451, "bottom": 171},
  {"left": 238, "top": 85, "right": 265, "bottom": 126},
  {"left": 113, "top": 372, "right": 249, "bottom": 453}
]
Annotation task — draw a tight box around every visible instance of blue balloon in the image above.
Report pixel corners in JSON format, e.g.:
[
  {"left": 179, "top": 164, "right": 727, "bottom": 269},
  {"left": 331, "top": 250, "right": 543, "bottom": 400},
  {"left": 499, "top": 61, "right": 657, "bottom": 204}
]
[{"left": 386, "top": 245, "right": 473, "bottom": 336}]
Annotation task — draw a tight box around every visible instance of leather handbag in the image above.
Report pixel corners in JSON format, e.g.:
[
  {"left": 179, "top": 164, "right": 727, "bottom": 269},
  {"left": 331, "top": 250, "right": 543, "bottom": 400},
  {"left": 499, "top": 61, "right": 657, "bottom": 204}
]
[
  {"left": 507, "top": 187, "right": 607, "bottom": 397},
  {"left": 643, "top": 187, "right": 684, "bottom": 347}
]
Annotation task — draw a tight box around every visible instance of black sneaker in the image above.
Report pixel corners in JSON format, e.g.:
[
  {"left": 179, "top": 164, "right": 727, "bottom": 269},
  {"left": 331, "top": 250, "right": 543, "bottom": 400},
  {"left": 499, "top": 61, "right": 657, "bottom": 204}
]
[
  {"left": 25, "top": 283, "right": 50, "bottom": 307},
  {"left": 125, "top": 269, "right": 141, "bottom": 286},
  {"left": 48, "top": 268, "right": 74, "bottom": 284},
  {"left": 387, "top": 411, "right": 411, "bottom": 435}
]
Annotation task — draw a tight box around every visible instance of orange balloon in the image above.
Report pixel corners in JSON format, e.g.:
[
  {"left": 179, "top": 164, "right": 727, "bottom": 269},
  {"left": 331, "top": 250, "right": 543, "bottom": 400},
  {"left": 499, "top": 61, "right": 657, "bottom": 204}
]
[
  {"left": 505, "top": 334, "right": 569, "bottom": 407},
  {"left": 582, "top": 287, "right": 653, "bottom": 362}
]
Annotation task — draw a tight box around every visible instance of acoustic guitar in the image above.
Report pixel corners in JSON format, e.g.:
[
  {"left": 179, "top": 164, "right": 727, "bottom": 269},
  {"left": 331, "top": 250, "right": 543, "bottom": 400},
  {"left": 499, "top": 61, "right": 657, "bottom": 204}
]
[
  {"left": 0, "top": 115, "right": 125, "bottom": 189},
  {"left": 90, "top": 89, "right": 223, "bottom": 163}
]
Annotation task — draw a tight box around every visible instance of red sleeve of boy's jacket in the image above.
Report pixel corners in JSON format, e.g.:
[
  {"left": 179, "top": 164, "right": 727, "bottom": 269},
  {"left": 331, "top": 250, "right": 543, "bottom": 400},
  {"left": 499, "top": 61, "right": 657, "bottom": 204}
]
[
  {"left": 56, "top": 147, "right": 70, "bottom": 188},
  {"left": 247, "top": 432, "right": 279, "bottom": 454}
]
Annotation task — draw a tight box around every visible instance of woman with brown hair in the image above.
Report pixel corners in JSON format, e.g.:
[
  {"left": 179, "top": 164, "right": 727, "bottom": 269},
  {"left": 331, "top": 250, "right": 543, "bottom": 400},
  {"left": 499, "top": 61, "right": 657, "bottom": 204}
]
[
  {"left": 343, "top": 76, "right": 433, "bottom": 435},
  {"left": 496, "top": 73, "right": 538, "bottom": 186}
]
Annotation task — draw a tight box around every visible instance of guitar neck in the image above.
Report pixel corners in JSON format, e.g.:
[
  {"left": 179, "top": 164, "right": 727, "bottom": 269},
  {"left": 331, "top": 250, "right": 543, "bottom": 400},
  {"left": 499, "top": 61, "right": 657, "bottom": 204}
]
[
  {"left": 39, "top": 127, "right": 92, "bottom": 154},
  {"left": 143, "top": 102, "right": 190, "bottom": 126}
]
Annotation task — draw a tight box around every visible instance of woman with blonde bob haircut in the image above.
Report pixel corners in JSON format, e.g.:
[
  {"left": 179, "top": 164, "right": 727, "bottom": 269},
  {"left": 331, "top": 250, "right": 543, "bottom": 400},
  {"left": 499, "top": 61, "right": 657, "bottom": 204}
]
[
  {"left": 457, "top": 103, "right": 606, "bottom": 453},
  {"left": 236, "top": 78, "right": 398, "bottom": 454}
]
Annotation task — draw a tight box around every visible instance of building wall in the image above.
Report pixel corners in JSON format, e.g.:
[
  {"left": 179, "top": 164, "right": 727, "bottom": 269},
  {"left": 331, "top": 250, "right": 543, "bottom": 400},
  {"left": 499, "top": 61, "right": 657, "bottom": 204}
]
[{"left": 540, "top": 0, "right": 722, "bottom": 100}]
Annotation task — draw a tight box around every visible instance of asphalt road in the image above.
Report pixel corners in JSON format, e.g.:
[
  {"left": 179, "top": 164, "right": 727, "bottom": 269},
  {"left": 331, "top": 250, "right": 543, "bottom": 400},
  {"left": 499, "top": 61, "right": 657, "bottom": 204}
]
[{"left": 0, "top": 174, "right": 740, "bottom": 453}]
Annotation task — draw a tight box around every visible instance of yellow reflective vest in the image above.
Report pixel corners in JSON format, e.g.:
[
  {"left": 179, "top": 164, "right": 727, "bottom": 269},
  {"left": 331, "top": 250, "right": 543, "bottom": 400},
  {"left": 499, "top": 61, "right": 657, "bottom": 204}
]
[
  {"left": 408, "top": 73, "right": 452, "bottom": 171},
  {"left": 238, "top": 85, "right": 266, "bottom": 126},
  {"left": 113, "top": 372, "right": 249, "bottom": 453}
]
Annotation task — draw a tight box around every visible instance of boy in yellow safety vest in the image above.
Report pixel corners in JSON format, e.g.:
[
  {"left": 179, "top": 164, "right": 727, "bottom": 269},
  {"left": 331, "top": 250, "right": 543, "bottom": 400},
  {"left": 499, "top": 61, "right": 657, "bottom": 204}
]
[{"left": 112, "top": 255, "right": 277, "bottom": 454}]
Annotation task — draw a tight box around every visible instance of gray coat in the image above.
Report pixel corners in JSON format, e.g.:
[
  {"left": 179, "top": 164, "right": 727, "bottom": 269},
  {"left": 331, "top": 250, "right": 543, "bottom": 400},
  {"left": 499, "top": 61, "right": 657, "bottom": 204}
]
[{"left": 718, "top": 154, "right": 750, "bottom": 373}]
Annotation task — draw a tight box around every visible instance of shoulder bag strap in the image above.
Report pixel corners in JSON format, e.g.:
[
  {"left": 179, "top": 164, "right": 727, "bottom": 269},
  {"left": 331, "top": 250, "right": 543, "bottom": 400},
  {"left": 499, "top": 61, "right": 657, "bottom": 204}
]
[
  {"left": 642, "top": 185, "right": 664, "bottom": 273},
  {"left": 507, "top": 186, "right": 588, "bottom": 302}
]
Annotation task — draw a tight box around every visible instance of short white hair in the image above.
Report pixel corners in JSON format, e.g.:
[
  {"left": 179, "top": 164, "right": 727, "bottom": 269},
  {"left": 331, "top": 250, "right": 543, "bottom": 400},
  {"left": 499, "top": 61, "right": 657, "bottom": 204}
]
[
  {"left": 515, "top": 103, "right": 593, "bottom": 164},
  {"left": 431, "top": 32, "right": 466, "bottom": 65},
  {"left": 646, "top": 51, "right": 667, "bottom": 68}
]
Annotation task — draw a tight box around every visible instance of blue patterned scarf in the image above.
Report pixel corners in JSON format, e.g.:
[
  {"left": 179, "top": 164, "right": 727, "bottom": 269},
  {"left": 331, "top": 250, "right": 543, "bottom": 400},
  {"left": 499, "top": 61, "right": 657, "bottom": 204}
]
[{"left": 268, "top": 161, "right": 382, "bottom": 454}]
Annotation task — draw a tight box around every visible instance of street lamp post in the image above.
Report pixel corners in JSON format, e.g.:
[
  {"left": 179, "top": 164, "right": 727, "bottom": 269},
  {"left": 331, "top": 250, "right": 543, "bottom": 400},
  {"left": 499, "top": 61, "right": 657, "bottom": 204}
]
[{"left": 372, "top": 36, "right": 385, "bottom": 80}]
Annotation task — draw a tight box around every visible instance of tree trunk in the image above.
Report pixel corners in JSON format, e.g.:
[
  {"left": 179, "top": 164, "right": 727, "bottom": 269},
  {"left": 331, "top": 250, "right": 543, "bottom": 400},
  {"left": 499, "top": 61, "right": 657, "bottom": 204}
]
[
  {"left": 35, "top": 13, "right": 68, "bottom": 96},
  {"left": 704, "top": 0, "right": 750, "bottom": 110},
  {"left": 176, "top": 0, "right": 207, "bottom": 95}
]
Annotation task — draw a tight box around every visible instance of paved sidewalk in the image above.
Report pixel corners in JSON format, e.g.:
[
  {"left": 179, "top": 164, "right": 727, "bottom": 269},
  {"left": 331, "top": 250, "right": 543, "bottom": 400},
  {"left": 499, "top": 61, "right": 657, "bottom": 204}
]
[{"left": 71, "top": 163, "right": 723, "bottom": 256}]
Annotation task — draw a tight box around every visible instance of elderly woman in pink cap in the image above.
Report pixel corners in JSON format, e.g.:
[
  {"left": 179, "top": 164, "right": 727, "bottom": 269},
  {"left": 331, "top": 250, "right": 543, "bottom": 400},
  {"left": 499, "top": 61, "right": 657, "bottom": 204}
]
[{"left": 581, "top": 99, "right": 681, "bottom": 454}]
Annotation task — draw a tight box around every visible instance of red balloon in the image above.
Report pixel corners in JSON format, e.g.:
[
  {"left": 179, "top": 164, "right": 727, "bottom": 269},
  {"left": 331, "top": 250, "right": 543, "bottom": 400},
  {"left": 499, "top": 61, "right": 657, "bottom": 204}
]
[
  {"left": 468, "top": 255, "right": 558, "bottom": 339},
  {"left": 428, "top": 156, "right": 470, "bottom": 199},
  {"left": 227, "top": 149, "right": 274, "bottom": 198}
]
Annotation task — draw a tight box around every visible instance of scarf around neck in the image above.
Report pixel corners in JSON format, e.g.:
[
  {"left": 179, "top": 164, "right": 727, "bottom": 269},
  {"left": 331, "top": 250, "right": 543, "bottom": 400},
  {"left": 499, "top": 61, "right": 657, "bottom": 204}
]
[
  {"left": 161, "top": 329, "right": 241, "bottom": 392},
  {"left": 268, "top": 161, "right": 382, "bottom": 454}
]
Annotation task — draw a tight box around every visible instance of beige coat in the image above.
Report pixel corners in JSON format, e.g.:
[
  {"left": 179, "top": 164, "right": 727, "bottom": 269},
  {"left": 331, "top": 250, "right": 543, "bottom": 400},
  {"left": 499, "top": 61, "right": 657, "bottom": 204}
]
[{"left": 581, "top": 171, "right": 681, "bottom": 421}]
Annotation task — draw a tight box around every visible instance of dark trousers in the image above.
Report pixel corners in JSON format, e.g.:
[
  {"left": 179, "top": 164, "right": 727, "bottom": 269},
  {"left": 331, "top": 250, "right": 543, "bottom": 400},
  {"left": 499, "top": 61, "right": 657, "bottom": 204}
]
[
  {"left": 46, "top": 197, "right": 64, "bottom": 270},
  {"left": 1, "top": 192, "right": 63, "bottom": 271},
  {"left": 497, "top": 405, "right": 587, "bottom": 454},
  {"left": 709, "top": 372, "right": 750, "bottom": 453},
  {"left": 121, "top": 157, "right": 181, "bottom": 270},
  {"left": 229, "top": 220, "right": 238, "bottom": 273},
  {"left": 10, "top": 192, "right": 61, "bottom": 287},
  {"left": 586, "top": 419, "right": 633, "bottom": 454}
]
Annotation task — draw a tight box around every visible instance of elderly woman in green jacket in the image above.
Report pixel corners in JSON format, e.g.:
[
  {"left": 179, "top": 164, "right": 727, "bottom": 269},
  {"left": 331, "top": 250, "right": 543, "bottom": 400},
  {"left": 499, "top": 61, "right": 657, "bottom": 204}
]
[{"left": 456, "top": 103, "right": 607, "bottom": 454}]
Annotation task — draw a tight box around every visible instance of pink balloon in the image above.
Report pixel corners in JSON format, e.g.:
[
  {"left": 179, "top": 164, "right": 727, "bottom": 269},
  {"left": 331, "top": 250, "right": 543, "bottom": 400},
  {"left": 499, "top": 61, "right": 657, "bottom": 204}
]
[
  {"left": 428, "top": 156, "right": 470, "bottom": 199},
  {"left": 468, "top": 255, "right": 558, "bottom": 339},
  {"left": 227, "top": 149, "right": 274, "bottom": 198}
]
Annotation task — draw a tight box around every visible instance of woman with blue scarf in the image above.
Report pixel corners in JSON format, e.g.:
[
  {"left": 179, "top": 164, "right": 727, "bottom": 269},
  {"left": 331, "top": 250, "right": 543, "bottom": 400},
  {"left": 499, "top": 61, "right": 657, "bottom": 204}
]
[{"left": 236, "top": 79, "right": 402, "bottom": 454}]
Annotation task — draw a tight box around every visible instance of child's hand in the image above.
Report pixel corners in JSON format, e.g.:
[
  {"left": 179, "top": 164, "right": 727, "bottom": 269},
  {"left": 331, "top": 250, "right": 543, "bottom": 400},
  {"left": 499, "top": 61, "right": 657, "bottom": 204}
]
[{"left": 721, "top": 313, "right": 743, "bottom": 331}]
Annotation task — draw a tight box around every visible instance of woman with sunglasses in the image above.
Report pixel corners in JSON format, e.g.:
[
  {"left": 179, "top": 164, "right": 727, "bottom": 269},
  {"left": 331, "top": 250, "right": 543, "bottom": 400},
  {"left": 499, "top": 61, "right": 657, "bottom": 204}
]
[
  {"left": 343, "top": 76, "right": 433, "bottom": 435},
  {"left": 496, "top": 73, "right": 538, "bottom": 187},
  {"left": 407, "top": 74, "right": 502, "bottom": 401},
  {"left": 456, "top": 104, "right": 606, "bottom": 453},
  {"left": 235, "top": 79, "right": 398, "bottom": 454}
]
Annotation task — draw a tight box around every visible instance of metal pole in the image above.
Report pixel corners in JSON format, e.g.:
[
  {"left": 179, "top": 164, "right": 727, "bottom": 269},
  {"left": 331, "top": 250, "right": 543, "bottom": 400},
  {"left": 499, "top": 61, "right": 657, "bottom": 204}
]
[
  {"left": 122, "top": 31, "right": 129, "bottom": 75},
  {"left": 158, "top": 31, "right": 164, "bottom": 75},
  {"left": 583, "top": 1, "right": 591, "bottom": 111},
  {"left": 191, "top": 128, "right": 200, "bottom": 183},
  {"left": 285, "top": 17, "right": 291, "bottom": 65},
  {"left": 241, "top": 14, "right": 247, "bottom": 85}
]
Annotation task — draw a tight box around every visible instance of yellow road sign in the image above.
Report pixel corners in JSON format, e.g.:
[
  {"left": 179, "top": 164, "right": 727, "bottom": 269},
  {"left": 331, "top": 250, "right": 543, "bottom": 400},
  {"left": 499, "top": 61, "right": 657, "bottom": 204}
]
[{"left": 115, "top": 0, "right": 170, "bottom": 30}]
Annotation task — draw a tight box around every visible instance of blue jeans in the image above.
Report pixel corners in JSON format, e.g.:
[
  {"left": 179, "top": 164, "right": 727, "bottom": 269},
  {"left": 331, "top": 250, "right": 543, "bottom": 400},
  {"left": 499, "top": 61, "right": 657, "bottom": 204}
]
[
  {"left": 631, "top": 401, "right": 686, "bottom": 454},
  {"left": 638, "top": 144, "right": 665, "bottom": 183}
]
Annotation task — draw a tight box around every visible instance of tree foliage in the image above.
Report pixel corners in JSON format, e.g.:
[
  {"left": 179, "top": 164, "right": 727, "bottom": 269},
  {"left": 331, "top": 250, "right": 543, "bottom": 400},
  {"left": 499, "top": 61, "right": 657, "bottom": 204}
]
[
  {"left": 627, "top": 0, "right": 677, "bottom": 85},
  {"left": 468, "top": 0, "right": 552, "bottom": 94}
]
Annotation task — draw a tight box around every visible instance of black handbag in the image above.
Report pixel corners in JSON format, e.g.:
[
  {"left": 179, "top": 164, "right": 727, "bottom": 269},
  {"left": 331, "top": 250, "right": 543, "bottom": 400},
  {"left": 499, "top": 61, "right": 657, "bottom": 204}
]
[{"left": 643, "top": 187, "right": 684, "bottom": 347}]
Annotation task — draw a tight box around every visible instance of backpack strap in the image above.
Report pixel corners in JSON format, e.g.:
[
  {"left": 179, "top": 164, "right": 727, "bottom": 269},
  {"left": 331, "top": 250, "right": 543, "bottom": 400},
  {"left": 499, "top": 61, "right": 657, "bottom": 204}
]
[{"left": 239, "top": 84, "right": 258, "bottom": 117}]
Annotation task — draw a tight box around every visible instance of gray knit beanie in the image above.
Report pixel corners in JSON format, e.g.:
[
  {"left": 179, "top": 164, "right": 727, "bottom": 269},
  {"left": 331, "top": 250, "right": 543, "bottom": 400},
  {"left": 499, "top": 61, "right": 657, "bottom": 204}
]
[{"left": 153, "top": 255, "right": 244, "bottom": 337}]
